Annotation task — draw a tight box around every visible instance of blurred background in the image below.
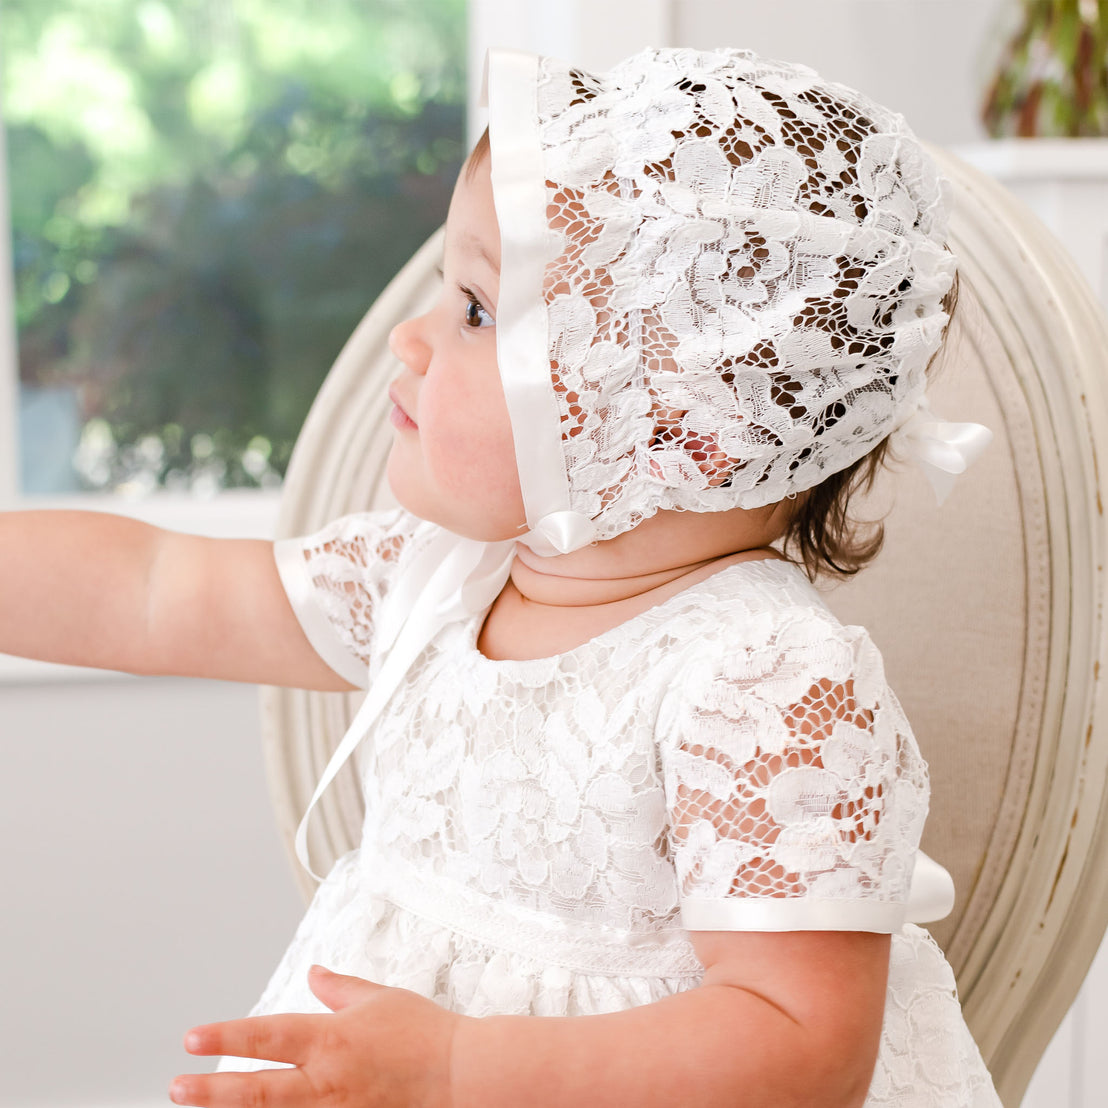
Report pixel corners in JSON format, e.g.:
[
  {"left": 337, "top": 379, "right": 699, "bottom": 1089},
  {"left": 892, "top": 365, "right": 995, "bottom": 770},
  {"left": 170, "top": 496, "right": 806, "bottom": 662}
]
[
  {"left": 4, "top": 0, "right": 466, "bottom": 498},
  {"left": 1, "top": 1, "right": 1106, "bottom": 1105}
]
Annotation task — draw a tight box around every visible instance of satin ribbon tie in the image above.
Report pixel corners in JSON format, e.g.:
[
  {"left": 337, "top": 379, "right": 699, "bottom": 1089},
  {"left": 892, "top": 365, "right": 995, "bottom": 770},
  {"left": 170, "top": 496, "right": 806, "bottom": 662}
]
[
  {"left": 294, "top": 531, "right": 516, "bottom": 880},
  {"left": 523, "top": 510, "right": 599, "bottom": 556},
  {"left": 891, "top": 399, "right": 993, "bottom": 505}
]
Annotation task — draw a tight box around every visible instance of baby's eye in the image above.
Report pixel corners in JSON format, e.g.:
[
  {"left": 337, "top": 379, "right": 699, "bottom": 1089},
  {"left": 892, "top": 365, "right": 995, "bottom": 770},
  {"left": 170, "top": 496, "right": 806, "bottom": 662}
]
[{"left": 459, "top": 285, "right": 494, "bottom": 329}]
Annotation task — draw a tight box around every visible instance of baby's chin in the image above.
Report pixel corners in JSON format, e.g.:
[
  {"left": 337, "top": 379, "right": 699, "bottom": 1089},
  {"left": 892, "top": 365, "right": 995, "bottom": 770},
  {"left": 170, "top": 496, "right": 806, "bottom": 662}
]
[
  {"left": 384, "top": 449, "right": 527, "bottom": 542},
  {"left": 384, "top": 478, "right": 522, "bottom": 545}
]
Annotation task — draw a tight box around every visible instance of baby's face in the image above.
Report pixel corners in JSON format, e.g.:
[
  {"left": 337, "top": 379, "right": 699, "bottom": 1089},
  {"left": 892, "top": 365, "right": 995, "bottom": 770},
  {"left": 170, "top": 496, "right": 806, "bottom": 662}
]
[{"left": 386, "top": 156, "right": 525, "bottom": 541}]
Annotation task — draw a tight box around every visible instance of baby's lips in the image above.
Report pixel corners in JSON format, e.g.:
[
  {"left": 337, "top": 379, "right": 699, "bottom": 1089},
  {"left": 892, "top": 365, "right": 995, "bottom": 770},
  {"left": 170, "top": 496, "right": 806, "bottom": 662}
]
[{"left": 388, "top": 384, "right": 419, "bottom": 429}]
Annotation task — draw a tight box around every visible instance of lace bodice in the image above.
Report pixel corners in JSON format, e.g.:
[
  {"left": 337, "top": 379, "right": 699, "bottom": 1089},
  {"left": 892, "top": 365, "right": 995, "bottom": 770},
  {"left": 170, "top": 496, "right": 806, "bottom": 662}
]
[{"left": 278, "top": 508, "right": 927, "bottom": 935}]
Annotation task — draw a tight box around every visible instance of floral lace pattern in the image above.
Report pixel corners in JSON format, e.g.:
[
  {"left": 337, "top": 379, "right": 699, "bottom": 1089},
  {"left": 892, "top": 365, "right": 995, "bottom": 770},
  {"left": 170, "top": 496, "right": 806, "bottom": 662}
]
[
  {"left": 659, "top": 616, "right": 927, "bottom": 916},
  {"left": 282, "top": 508, "right": 413, "bottom": 676},
  {"left": 519, "top": 49, "right": 957, "bottom": 538},
  {"left": 237, "top": 512, "right": 999, "bottom": 1105}
]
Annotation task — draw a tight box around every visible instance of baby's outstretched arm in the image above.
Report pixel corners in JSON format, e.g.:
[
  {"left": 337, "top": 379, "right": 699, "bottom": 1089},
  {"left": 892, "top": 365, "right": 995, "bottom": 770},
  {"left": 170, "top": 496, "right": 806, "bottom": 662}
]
[
  {"left": 174, "top": 928, "right": 888, "bottom": 1108},
  {"left": 0, "top": 510, "right": 354, "bottom": 690}
]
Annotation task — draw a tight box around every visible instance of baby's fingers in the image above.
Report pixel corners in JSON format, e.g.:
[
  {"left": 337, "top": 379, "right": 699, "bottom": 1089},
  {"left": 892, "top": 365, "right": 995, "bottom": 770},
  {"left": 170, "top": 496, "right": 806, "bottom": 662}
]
[
  {"left": 183, "top": 1013, "right": 319, "bottom": 1064},
  {"left": 169, "top": 1067, "right": 308, "bottom": 1107}
]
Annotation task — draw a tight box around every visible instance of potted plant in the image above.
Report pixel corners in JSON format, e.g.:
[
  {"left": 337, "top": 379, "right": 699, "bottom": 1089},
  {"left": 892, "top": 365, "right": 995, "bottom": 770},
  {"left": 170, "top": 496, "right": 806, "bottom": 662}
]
[
  {"left": 959, "top": 0, "right": 1108, "bottom": 312},
  {"left": 982, "top": 0, "right": 1108, "bottom": 137}
]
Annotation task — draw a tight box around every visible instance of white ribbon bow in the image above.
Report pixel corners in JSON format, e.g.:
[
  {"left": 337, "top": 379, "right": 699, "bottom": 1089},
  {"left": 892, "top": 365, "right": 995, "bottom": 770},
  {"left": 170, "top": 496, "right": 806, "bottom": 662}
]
[
  {"left": 890, "top": 398, "right": 993, "bottom": 505},
  {"left": 525, "top": 510, "right": 598, "bottom": 557}
]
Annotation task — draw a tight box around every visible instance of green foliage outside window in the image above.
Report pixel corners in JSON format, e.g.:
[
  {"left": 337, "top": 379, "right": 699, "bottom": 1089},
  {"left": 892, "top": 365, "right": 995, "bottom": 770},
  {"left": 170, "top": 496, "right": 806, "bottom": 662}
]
[
  {"left": 3, "top": 0, "right": 466, "bottom": 493},
  {"left": 982, "top": 0, "right": 1108, "bottom": 137}
]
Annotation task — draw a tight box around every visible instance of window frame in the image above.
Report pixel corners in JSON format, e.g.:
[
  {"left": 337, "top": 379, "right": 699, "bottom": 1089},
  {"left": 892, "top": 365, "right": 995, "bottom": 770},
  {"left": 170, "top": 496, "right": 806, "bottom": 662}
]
[{"left": 0, "top": 92, "right": 20, "bottom": 506}]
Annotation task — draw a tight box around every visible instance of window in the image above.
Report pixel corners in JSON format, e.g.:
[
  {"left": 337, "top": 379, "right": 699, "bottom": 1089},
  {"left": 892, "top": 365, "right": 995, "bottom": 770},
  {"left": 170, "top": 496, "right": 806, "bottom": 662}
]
[{"left": 2, "top": 0, "right": 466, "bottom": 497}]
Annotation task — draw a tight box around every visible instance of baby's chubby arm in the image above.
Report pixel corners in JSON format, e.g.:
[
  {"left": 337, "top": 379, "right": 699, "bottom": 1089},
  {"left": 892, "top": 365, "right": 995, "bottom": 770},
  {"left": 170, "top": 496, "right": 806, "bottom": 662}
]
[
  {"left": 175, "top": 928, "right": 888, "bottom": 1108},
  {"left": 452, "top": 927, "right": 889, "bottom": 1108},
  {"left": 0, "top": 510, "right": 354, "bottom": 689}
]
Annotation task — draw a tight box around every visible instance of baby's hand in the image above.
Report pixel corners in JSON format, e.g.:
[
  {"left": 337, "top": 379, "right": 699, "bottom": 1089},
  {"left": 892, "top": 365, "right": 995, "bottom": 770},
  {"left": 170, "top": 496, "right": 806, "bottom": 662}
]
[{"left": 170, "top": 964, "right": 459, "bottom": 1107}]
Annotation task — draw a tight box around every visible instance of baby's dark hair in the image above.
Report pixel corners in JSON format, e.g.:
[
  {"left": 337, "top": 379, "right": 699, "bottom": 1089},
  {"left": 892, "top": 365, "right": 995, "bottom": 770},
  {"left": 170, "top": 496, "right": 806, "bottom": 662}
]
[
  {"left": 780, "top": 269, "right": 960, "bottom": 581},
  {"left": 466, "top": 128, "right": 491, "bottom": 177}
]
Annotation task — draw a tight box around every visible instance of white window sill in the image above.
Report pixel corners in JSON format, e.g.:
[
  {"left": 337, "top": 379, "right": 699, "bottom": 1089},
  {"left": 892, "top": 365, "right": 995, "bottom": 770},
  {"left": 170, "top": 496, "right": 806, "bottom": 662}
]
[
  {"left": 4, "top": 485, "right": 282, "bottom": 535},
  {"left": 952, "top": 137, "right": 1108, "bottom": 181},
  {"left": 0, "top": 486, "right": 283, "bottom": 685}
]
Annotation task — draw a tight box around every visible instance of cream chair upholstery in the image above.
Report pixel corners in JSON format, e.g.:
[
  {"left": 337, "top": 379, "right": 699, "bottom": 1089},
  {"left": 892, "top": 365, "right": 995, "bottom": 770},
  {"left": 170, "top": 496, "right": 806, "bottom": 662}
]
[{"left": 260, "top": 148, "right": 1108, "bottom": 1107}]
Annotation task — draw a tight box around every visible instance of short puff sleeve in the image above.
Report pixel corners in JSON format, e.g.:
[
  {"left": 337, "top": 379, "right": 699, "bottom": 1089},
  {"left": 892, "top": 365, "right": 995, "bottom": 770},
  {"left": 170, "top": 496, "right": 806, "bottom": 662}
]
[
  {"left": 274, "top": 508, "right": 421, "bottom": 689},
  {"left": 658, "top": 613, "right": 928, "bottom": 933}
]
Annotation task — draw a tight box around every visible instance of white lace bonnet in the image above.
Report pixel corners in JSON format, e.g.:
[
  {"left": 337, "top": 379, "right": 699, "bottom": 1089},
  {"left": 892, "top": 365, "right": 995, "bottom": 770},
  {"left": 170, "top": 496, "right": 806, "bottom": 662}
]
[{"left": 486, "top": 47, "right": 990, "bottom": 556}]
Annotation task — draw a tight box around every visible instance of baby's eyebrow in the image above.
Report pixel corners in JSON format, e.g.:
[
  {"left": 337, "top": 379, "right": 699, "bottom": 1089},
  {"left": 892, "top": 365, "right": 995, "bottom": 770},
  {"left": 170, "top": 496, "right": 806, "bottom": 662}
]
[{"left": 455, "top": 230, "right": 500, "bottom": 273}]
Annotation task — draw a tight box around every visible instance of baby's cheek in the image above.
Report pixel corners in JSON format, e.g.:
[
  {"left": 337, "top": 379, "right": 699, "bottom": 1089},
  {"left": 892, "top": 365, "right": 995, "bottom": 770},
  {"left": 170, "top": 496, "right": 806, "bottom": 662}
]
[
  {"left": 436, "top": 433, "right": 521, "bottom": 507},
  {"left": 425, "top": 391, "right": 517, "bottom": 491}
]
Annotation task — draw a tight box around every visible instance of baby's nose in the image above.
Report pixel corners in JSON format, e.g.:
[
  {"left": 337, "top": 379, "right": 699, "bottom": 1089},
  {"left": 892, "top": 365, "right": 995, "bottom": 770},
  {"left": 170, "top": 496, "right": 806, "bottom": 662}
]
[{"left": 388, "top": 316, "right": 431, "bottom": 374}]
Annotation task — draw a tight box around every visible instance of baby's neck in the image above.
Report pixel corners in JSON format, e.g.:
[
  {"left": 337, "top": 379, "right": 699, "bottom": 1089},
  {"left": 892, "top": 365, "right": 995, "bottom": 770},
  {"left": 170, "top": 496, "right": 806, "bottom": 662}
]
[
  {"left": 476, "top": 505, "right": 788, "bottom": 662},
  {"left": 509, "top": 546, "right": 723, "bottom": 608}
]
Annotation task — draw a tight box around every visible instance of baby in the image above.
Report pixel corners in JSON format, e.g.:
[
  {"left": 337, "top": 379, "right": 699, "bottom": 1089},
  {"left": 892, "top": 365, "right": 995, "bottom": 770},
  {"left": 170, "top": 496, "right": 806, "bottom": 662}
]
[{"left": 3, "top": 47, "right": 999, "bottom": 1107}]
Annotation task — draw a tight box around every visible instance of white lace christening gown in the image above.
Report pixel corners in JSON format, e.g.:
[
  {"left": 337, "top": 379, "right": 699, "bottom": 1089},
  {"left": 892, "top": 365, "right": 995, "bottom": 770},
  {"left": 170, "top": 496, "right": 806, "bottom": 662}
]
[{"left": 224, "top": 509, "right": 999, "bottom": 1106}]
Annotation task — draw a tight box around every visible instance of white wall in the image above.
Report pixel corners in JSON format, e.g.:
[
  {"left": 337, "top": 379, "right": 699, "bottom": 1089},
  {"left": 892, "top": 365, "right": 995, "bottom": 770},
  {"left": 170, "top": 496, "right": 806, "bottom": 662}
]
[
  {"left": 0, "top": 675, "right": 303, "bottom": 1107},
  {"left": 674, "top": 0, "right": 1004, "bottom": 146}
]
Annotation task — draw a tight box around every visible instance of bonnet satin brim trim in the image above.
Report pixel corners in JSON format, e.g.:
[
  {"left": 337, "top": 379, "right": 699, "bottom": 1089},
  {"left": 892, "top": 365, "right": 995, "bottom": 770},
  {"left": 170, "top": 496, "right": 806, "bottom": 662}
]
[{"left": 485, "top": 49, "right": 578, "bottom": 543}]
